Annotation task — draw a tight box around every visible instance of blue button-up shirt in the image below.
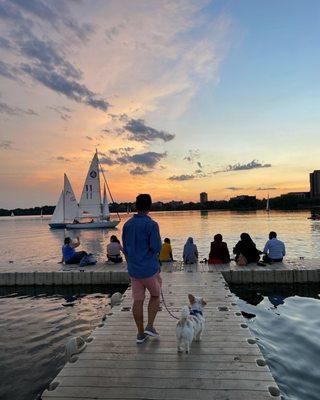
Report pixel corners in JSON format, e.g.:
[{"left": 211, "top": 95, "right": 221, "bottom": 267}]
[
  {"left": 264, "top": 238, "right": 286, "bottom": 259},
  {"left": 122, "top": 214, "right": 161, "bottom": 279}
]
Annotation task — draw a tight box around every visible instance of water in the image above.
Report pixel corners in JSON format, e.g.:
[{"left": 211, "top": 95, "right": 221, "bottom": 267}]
[
  {"left": 0, "top": 285, "right": 126, "bottom": 400},
  {"left": 231, "top": 284, "right": 320, "bottom": 400},
  {"left": 0, "top": 210, "right": 319, "bottom": 266}
]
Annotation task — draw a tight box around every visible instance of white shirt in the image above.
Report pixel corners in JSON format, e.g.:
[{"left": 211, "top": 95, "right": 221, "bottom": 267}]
[
  {"left": 107, "top": 242, "right": 123, "bottom": 256},
  {"left": 264, "top": 238, "right": 286, "bottom": 259}
]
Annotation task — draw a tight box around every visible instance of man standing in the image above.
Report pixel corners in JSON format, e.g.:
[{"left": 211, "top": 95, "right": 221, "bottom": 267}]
[
  {"left": 263, "top": 231, "right": 286, "bottom": 263},
  {"left": 122, "top": 194, "right": 162, "bottom": 343}
]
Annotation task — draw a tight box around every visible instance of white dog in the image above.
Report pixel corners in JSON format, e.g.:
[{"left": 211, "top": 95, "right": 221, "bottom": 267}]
[{"left": 176, "top": 294, "right": 206, "bottom": 353}]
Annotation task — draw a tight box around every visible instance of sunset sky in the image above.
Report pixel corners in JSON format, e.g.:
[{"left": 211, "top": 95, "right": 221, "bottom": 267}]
[{"left": 0, "top": 0, "right": 319, "bottom": 208}]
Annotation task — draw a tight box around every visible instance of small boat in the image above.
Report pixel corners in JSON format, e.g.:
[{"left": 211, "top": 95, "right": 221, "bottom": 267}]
[
  {"left": 66, "top": 151, "right": 120, "bottom": 230},
  {"left": 49, "top": 174, "right": 79, "bottom": 229},
  {"left": 266, "top": 194, "right": 270, "bottom": 212},
  {"left": 10, "top": 211, "right": 14, "bottom": 217}
]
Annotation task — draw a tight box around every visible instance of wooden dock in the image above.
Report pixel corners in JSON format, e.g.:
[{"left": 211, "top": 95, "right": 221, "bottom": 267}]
[
  {"left": 1, "top": 258, "right": 320, "bottom": 286},
  {"left": 41, "top": 270, "right": 281, "bottom": 400}
]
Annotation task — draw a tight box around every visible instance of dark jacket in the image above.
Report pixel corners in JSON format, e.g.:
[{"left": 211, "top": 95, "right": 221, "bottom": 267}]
[
  {"left": 209, "top": 241, "right": 230, "bottom": 263},
  {"left": 233, "top": 240, "right": 260, "bottom": 263}
]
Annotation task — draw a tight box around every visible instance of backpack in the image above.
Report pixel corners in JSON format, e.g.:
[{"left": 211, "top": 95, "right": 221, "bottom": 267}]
[{"left": 79, "top": 253, "right": 97, "bottom": 267}]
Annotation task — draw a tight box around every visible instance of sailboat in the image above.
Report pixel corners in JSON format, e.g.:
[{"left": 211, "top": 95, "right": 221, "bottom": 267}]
[
  {"left": 66, "top": 151, "right": 120, "bottom": 229},
  {"left": 10, "top": 211, "right": 14, "bottom": 217},
  {"left": 266, "top": 194, "right": 270, "bottom": 212},
  {"left": 49, "top": 174, "right": 79, "bottom": 229}
]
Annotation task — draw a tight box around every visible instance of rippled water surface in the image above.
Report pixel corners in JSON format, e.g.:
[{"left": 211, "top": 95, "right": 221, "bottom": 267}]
[
  {"left": 231, "top": 284, "right": 320, "bottom": 400},
  {"left": 0, "top": 210, "right": 319, "bottom": 265},
  {"left": 0, "top": 285, "right": 126, "bottom": 400}
]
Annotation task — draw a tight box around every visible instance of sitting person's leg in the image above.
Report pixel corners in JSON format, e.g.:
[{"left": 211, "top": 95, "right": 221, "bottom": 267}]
[{"left": 66, "top": 251, "right": 87, "bottom": 264}]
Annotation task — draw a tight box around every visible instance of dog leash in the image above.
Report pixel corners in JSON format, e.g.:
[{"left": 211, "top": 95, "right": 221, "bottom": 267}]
[{"left": 160, "top": 289, "right": 179, "bottom": 320}]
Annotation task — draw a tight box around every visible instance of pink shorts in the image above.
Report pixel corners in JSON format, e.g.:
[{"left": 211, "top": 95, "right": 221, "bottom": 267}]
[{"left": 130, "top": 272, "right": 161, "bottom": 301}]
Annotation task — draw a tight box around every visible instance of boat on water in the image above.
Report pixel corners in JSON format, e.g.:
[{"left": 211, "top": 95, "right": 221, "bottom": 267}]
[
  {"left": 65, "top": 151, "right": 120, "bottom": 230},
  {"left": 10, "top": 211, "right": 14, "bottom": 217},
  {"left": 266, "top": 194, "right": 270, "bottom": 212},
  {"left": 49, "top": 174, "right": 79, "bottom": 229}
]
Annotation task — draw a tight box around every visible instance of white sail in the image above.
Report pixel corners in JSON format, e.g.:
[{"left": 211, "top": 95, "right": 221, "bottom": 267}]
[
  {"left": 51, "top": 190, "right": 64, "bottom": 223},
  {"left": 64, "top": 174, "right": 79, "bottom": 221},
  {"left": 78, "top": 152, "right": 102, "bottom": 218},
  {"left": 266, "top": 194, "right": 270, "bottom": 212},
  {"left": 102, "top": 184, "right": 110, "bottom": 218}
]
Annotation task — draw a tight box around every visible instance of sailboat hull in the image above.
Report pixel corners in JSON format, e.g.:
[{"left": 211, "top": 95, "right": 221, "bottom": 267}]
[
  {"left": 49, "top": 223, "right": 67, "bottom": 229},
  {"left": 66, "top": 220, "right": 120, "bottom": 230}
]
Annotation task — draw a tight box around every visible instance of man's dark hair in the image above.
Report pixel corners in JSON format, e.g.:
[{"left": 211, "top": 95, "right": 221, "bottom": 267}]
[
  {"left": 136, "top": 194, "right": 152, "bottom": 212},
  {"left": 64, "top": 237, "right": 71, "bottom": 245},
  {"left": 164, "top": 237, "right": 170, "bottom": 243},
  {"left": 269, "top": 231, "right": 277, "bottom": 239}
]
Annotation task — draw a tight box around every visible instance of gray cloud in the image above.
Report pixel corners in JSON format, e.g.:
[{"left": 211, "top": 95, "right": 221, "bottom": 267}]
[
  {"left": 0, "top": 1, "right": 107, "bottom": 111},
  {"left": 9, "top": 0, "right": 95, "bottom": 42},
  {"left": 21, "top": 64, "right": 109, "bottom": 111},
  {"left": 17, "top": 34, "right": 82, "bottom": 80},
  {"left": 130, "top": 166, "right": 151, "bottom": 176},
  {"left": 214, "top": 160, "right": 272, "bottom": 174},
  {"left": 0, "top": 101, "right": 38, "bottom": 116},
  {"left": 184, "top": 149, "right": 200, "bottom": 163},
  {"left": 100, "top": 151, "right": 167, "bottom": 170},
  {"left": 226, "top": 186, "right": 243, "bottom": 191},
  {"left": 49, "top": 105, "right": 72, "bottom": 121},
  {"left": 0, "top": 37, "right": 12, "bottom": 50},
  {"left": 257, "top": 187, "right": 277, "bottom": 191},
  {"left": 0, "top": 140, "right": 13, "bottom": 150},
  {"left": 56, "top": 156, "right": 70, "bottom": 162},
  {"left": 0, "top": 60, "right": 20, "bottom": 81},
  {"left": 168, "top": 174, "right": 195, "bottom": 181},
  {"left": 124, "top": 119, "right": 175, "bottom": 143},
  {"left": 118, "top": 152, "right": 167, "bottom": 168}
]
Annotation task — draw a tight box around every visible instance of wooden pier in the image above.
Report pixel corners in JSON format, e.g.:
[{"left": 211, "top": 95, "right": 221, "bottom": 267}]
[{"left": 41, "top": 269, "right": 281, "bottom": 400}]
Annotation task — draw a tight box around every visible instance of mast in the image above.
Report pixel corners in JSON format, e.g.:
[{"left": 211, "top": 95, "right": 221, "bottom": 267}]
[{"left": 63, "top": 174, "right": 66, "bottom": 221}]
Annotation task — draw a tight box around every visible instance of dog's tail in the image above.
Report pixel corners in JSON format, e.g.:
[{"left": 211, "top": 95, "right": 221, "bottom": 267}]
[{"left": 180, "top": 305, "right": 190, "bottom": 321}]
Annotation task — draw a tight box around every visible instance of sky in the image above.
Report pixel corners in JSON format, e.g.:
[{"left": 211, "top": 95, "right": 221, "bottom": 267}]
[{"left": 0, "top": 0, "right": 319, "bottom": 208}]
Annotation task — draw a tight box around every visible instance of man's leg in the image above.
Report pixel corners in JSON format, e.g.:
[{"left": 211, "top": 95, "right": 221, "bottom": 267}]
[
  {"left": 147, "top": 295, "right": 160, "bottom": 328},
  {"left": 132, "top": 299, "right": 144, "bottom": 334},
  {"left": 144, "top": 273, "right": 161, "bottom": 336},
  {"left": 130, "top": 278, "right": 146, "bottom": 336}
]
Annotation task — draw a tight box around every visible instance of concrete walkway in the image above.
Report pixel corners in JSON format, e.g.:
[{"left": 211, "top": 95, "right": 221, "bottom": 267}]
[{"left": 41, "top": 270, "right": 281, "bottom": 400}]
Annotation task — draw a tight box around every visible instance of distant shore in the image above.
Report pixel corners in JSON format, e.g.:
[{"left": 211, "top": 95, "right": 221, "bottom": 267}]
[{"left": 1, "top": 194, "right": 320, "bottom": 217}]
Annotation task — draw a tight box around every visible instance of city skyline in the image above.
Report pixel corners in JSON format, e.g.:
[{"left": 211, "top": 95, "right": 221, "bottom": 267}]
[{"left": 1, "top": 0, "right": 319, "bottom": 208}]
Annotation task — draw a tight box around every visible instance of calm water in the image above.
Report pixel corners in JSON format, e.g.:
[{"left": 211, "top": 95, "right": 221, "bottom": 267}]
[
  {"left": 0, "top": 210, "right": 319, "bottom": 265},
  {"left": 1, "top": 211, "right": 320, "bottom": 400},
  {"left": 232, "top": 284, "right": 320, "bottom": 400},
  {"left": 0, "top": 285, "right": 126, "bottom": 400}
]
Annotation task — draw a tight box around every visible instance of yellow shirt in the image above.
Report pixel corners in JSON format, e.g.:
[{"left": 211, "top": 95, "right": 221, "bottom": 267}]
[{"left": 159, "top": 242, "right": 172, "bottom": 261}]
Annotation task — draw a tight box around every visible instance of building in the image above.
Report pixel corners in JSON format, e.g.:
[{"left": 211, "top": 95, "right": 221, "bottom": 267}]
[
  {"left": 281, "top": 192, "right": 309, "bottom": 199},
  {"left": 310, "top": 170, "right": 320, "bottom": 198},
  {"left": 200, "top": 192, "right": 208, "bottom": 204}
]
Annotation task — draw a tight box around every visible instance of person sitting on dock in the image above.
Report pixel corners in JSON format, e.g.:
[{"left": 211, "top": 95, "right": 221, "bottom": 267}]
[
  {"left": 233, "top": 233, "right": 260, "bottom": 266},
  {"left": 61, "top": 237, "right": 88, "bottom": 264},
  {"left": 263, "top": 231, "right": 285, "bottom": 263},
  {"left": 122, "top": 193, "right": 162, "bottom": 344},
  {"left": 183, "top": 237, "right": 198, "bottom": 264},
  {"left": 208, "top": 234, "right": 230, "bottom": 264},
  {"left": 159, "top": 238, "right": 174, "bottom": 262},
  {"left": 107, "top": 235, "right": 123, "bottom": 263}
]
